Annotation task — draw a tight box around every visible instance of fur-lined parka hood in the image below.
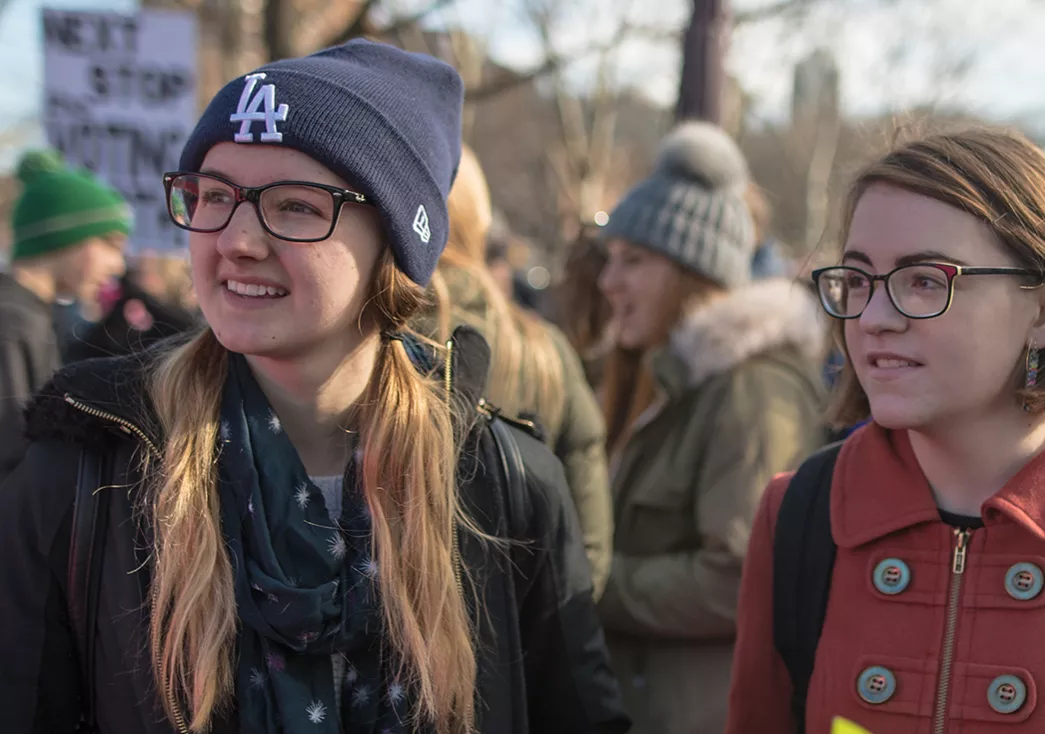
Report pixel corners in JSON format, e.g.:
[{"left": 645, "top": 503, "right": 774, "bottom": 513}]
[{"left": 667, "top": 277, "right": 827, "bottom": 389}]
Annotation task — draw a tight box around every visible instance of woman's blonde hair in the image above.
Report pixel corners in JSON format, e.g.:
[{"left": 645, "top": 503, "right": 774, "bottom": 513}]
[
  {"left": 829, "top": 126, "right": 1045, "bottom": 426},
  {"left": 430, "top": 145, "right": 565, "bottom": 428},
  {"left": 146, "top": 249, "right": 477, "bottom": 733}
]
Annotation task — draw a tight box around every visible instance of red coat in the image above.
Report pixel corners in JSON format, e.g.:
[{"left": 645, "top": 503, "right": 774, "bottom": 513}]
[{"left": 726, "top": 423, "right": 1045, "bottom": 733}]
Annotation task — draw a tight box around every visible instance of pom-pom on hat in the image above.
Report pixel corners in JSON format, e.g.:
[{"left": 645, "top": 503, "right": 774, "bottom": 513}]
[
  {"left": 11, "top": 150, "right": 133, "bottom": 262},
  {"left": 178, "top": 38, "right": 464, "bottom": 287},
  {"left": 601, "top": 121, "right": 755, "bottom": 288},
  {"left": 16, "top": 149, "right": 64, "bottom": 182}
]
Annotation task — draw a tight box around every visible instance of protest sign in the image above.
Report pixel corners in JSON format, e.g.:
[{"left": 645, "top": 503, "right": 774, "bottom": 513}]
[{"left": 42, "top": 8, "right": 197, "bottom": 254}]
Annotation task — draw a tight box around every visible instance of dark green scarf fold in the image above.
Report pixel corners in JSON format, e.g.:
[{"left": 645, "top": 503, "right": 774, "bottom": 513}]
[{"left": 218, "top": 353, "right": 413, "bottom": 733}]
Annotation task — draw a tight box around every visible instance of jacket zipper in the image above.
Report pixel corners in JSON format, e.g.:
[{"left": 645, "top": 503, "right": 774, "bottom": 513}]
[
  {"left": 150, "top": 583, "right": 191, "bottom": 734},
  {"left": 444, "top": 341, "right": 464, "bottom": 597},
  {"left": 476, "top": 397, "right": 538, "bottom": 434},
  {"left": 63, "top": 395, "right": 189, "bottom": 734},
  {"left": 933, "top": 528, "right": 971, "bottom": 734},
  {"left": 63, "top": 395, "right": 161, "bottom": 457}
]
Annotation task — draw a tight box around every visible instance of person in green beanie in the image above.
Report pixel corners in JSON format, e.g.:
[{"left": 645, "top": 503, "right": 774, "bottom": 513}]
[{"left": 0, "top": 149, "right": 132, "bottom": 483}]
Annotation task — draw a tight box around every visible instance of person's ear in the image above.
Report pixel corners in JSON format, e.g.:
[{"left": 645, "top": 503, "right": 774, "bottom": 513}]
[{"left": 1028, "top": 285, "right": 1045, "bottom": 346}]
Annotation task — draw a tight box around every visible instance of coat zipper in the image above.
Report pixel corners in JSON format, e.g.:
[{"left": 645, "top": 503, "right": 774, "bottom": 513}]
[
  {"left": 64, "top": 395, "right": 160, "bottom": 457},
  {"left": 63, "top": 395, "right": 189, "bottom": 734},
  {"left": 444, "top": 340, "right": 464, "bottom": 597},
  {"left": 150, "top": 583, "right": 191, "bottom": 734},
  {"left": 933, "top": 528, "right": 971, "bottom": 734},
  {"left": 475, "top": 397, "right": 539, "bottom": 435}
]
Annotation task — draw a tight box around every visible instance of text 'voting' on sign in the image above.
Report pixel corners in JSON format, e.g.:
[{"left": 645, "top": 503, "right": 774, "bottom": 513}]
[{"left": 42, "top": 9, "right": 197, "bottom": 254}]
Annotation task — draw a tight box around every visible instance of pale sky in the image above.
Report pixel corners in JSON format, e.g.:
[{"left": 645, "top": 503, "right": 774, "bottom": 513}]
[
  {"left": 437, "top": 0, "right": 1045, "bottom": 126},
  {"left": 3, "top": 0, "right": 1045, "bottom": 171}
]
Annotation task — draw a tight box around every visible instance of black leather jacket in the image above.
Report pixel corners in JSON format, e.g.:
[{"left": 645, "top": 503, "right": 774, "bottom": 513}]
[{"left": 0, "top": 329, "right": 630, "bottom": 734}]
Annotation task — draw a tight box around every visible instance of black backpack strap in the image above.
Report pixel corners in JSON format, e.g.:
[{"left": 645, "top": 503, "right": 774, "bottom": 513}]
[
  {"left": 68, "top": 448, "right": 112, "bottom": 733},
  {"left": 489, "top": 415, "right": 528, "bottom": 536},
  {"left": 772, "top": 441, "right": 842, "bottom": 733}
]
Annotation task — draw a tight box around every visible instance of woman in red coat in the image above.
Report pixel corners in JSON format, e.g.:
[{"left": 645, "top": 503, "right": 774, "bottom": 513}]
[{"left": 727, "top": 126, "right": 1045, "bottom": 733}]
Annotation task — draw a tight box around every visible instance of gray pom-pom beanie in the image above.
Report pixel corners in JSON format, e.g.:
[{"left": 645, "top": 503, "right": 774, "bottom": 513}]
[{"left": 601, "top": 121, "right": 755, "bottom": 288}]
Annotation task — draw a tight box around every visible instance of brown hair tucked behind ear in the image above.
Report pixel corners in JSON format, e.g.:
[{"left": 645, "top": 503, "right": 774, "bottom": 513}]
[{"left": 829, "top": 126, "right": 1045, "bottom": 426}]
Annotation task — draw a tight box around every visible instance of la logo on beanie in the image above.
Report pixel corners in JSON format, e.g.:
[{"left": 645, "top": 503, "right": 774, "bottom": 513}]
[{"left": 230, "top": 73, "right": 289, "bottom": 144}]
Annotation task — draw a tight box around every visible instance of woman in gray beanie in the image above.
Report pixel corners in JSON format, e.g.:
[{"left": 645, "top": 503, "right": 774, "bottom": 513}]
[{"left": 595, "top": 121, "right": 827, "bottom": 734}]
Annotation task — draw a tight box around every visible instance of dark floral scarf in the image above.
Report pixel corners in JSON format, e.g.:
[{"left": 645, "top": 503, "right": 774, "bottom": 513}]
[{"left": 217, "top": 353, "right": 413, "bottom": 733}]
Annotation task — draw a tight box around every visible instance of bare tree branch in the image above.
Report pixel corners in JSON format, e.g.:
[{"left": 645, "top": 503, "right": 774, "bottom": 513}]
[
  {"left": 466, "top": 57, "right": 562, "bottom": 101},
  {"left": 521, "top": 0, "right": 645, "bottom": 229},
  {"left": 587, "top": 38, "right": 623, "bottom": 212},
  {"left": 526, "top": 1, "right": 592, "bottom": 191},
  {"left": 466, "top": 23, "right": 676, "bottom": 102},
  {"left": 389, "top": 13, "right": 430, "bottom": 55},
  {"left": 294, "top": 2, "right": 371, "bottom": 53},
  {"left": 445, "top": 29, "right": 486, "bottom": 139},
  {"left": 378, "top": 0, "right": 455, "bottom": 38},
  {"left": 320, "top": 0, "right": 454, "bottom": 48},
  {"left": 733, "top": 0, "right": 821, "bottom": 25},
  {"left": 319, "top": 0, "right": 380, "bottom": 47},
  {"left": 546, "top": 147, "right": 581, "bottom": 211}
]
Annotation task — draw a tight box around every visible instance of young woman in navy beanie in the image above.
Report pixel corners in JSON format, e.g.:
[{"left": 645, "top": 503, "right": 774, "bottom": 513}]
[{"left": 0, "top": 39, "right": 629, "bottom": 734}]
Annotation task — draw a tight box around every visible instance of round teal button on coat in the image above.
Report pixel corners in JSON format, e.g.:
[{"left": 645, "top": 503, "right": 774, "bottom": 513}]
[
  {"left": 987, "top": 675, "right": 1027, "bottom": 714},
  {"left": 857, "top": 667, "right": 897, "bottom": 705},
  {"left": 1005, "top": 562, "right": 1044, "bottom": 601},
  {"left": 873, "top": 558, "right": 911, "bottom": 595}
]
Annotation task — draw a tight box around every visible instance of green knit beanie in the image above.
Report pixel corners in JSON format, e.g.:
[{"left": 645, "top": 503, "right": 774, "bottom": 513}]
[{"left": 11, "top": 150, "right": 134, "bottom": 261}]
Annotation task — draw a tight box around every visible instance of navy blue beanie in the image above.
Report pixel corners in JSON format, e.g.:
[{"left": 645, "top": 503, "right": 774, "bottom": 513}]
[{"left": 179, "top": 39, "right": 464, "bottom": 286}]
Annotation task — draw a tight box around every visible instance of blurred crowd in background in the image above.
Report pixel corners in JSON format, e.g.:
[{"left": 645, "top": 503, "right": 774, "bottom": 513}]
[{"left": 1, "top": 1, "right": 1042, "bottom": 733}]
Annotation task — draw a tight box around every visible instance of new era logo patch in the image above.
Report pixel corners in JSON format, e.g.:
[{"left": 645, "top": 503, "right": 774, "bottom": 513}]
[
  {"left": 230, "top": 73, "right": 289, "bottom": 143},
  {"left": 413, "top": 205, "right": 431, "bottom": 243}
]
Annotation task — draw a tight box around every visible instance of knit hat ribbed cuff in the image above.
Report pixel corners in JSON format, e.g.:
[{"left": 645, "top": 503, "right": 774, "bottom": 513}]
[{"left": 602, "top": 176, "right": 754, "bottom": 288}]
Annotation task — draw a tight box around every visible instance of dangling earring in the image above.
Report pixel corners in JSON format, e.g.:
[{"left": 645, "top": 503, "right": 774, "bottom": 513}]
[{"left": 1025, "top": 340, "right": 1040, "bottom": 412}]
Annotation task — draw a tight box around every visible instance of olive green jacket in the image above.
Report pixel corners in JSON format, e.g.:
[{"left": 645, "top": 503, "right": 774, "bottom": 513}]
[
  {"left": 413, "top": 266, "right": 613, "bottom": 598},
  {"left": 598, "top": 278, "right": 827, "bottom": 734}
]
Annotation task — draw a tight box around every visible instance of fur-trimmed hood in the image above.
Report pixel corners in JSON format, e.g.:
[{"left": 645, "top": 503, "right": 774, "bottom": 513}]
[{"left": 668, "top": 277, "right": 827, "bottom": 389}]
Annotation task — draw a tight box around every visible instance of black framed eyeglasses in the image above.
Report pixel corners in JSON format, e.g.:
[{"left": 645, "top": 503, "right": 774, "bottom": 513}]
[
  {"left": 812, "top": 262, "right": 1043, "bottom": 320},
  {"left": 162, "top": 171, "right": 374, "bottom": 243}
]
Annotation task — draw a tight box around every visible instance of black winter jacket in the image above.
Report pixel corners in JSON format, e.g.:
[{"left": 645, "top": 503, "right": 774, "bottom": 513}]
[
  {"left": 0, "top": 272, "right": 61, "bottom": 485},
  {"left": 0, "top": 329, "right": 630, "bottom": 734},
  {"left": 63, "top": 276, "right": 199, "bottom": 364}
]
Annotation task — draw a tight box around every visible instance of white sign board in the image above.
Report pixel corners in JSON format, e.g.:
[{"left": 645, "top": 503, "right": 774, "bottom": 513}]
[{"left": 42, "top": 9, "right": 198, "bottom": 254}]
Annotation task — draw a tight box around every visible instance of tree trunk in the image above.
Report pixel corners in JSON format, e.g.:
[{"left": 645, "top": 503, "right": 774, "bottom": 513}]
[
  {"left": 675, "top": 0, "right": 730, "bottom": 123},
  {"left": 264, "top": 0, "right": 296, "bottom": 62}
]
